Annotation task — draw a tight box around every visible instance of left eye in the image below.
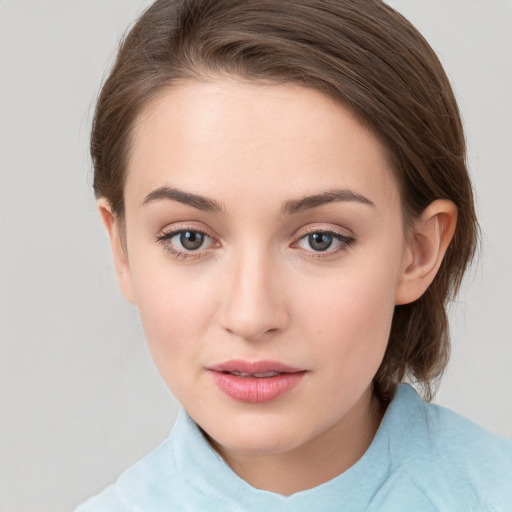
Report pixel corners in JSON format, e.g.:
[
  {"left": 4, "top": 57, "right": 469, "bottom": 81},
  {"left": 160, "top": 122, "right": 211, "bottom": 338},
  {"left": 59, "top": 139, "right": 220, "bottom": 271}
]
[{"left": 296, "top": 231, "right": 353, "bottom": 252}]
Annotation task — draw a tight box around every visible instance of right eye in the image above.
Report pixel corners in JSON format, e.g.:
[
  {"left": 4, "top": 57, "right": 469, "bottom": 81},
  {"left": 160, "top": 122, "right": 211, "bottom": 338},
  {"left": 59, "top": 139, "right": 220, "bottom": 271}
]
[
  {"left": 156, "top": 228, "right": 216, "bottom": 259},
  {"left": 174, "top": 230, "right": 207, "bottom": 250}
]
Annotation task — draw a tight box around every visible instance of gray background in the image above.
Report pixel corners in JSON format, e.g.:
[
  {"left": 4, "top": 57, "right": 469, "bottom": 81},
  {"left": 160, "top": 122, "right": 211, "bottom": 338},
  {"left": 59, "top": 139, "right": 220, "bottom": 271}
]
[{"left": 1, "top": 1, "right": 511, "bottom": 511}]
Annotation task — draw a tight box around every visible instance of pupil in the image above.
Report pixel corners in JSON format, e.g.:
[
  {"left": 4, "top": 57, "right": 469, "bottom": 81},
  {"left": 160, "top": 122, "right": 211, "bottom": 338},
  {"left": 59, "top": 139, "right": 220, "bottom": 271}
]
[
  {"left": 180, "top": 231, "right": 204, "bottom": 250},
  {"left": 309, "top": 233, "right": 332, "bottom": 251}
]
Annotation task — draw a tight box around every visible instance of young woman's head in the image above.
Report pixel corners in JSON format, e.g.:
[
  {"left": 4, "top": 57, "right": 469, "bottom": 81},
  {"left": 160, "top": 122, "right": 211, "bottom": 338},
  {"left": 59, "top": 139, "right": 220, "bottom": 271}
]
[{"left": 92, "top": 0, "right": 477, "bottom": 466}]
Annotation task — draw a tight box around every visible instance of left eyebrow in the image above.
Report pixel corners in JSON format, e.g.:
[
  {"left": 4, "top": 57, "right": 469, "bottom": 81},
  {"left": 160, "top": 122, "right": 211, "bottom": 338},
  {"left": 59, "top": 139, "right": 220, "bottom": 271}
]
[{"left": 281, "top": 188, "right": 375, "bottom": 215}]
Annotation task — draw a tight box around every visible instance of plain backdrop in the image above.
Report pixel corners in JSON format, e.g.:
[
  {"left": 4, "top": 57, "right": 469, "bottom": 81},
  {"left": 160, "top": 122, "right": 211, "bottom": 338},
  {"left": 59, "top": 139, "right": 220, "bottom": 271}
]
[{"left": 0, "top": 1, "right": 511, "bottom": 511}]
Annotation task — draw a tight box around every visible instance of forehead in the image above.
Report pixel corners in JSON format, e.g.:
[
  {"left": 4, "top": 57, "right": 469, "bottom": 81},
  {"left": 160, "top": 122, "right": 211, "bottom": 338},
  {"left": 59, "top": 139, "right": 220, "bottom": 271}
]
[{"left": 125, "top": 79, "right": 400, "bottom": 212}]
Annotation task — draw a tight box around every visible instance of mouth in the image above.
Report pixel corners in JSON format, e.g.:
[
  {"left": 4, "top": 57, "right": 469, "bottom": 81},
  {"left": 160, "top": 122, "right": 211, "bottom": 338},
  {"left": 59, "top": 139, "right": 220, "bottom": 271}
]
[
  {"left": 207, "top": 360, "right": 306, "bottom": 403},
  {"left": 224, "top": 370, "right": 282, "bottom": 378}
]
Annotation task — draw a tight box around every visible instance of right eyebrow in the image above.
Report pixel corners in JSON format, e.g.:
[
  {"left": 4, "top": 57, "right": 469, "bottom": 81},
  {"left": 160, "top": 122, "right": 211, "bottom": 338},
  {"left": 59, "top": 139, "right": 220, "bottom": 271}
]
[{"left": 142, "top": 186, "right": 224, "bottom": 213}]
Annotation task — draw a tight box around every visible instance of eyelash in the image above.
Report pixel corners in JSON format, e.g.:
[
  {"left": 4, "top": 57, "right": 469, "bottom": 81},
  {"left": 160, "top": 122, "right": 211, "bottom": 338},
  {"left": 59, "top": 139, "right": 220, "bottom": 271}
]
[
  {"left": 155, "top": 226, "right": 355, "bottom": 260},
  {"left": 293, "top": 229, "right": 355, "bottom": 259},
  {"left": 155, "top": 226, "right": 217, "bottom": 260}
]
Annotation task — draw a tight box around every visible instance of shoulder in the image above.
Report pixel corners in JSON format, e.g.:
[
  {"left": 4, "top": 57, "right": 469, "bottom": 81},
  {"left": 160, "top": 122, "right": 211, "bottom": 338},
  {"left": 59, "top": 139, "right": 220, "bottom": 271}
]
[
  {"left": 73, "top": 411, "right": 197, "bottom": 512},
  {"left": 386, "top": 384, "right": 512, "bottom": 510},
  {"left": 73, "top": 436, "right": 178, "bottom": 512},
  {"left": 74, "top": 484, "right": 122, "bottom": 512}
]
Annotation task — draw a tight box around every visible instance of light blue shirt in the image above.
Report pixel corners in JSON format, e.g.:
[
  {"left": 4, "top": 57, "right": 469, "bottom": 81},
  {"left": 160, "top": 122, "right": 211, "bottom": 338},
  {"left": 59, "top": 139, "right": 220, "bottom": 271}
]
[{"left": 75, "top": 384, "right": 512, "bottom": 511}]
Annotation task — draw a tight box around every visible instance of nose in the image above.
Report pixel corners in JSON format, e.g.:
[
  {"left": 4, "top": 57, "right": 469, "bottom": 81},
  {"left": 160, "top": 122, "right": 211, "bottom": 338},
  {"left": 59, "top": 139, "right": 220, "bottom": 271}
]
[{"left": 218, "top": 249, "right": 290, "bottom": 341}]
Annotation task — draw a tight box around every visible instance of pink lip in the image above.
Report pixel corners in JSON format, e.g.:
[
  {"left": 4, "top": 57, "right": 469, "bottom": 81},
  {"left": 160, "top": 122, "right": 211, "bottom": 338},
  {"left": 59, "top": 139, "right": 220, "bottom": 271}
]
[{"left": 208, "top": 359, "right": 306, "bottom": 404}]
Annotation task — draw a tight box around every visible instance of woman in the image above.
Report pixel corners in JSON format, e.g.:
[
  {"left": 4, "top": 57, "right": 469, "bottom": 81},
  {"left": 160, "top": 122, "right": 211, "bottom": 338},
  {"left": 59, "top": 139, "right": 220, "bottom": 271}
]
[{"left": 76, "top": 1, "right": 512, "bottom": 510}]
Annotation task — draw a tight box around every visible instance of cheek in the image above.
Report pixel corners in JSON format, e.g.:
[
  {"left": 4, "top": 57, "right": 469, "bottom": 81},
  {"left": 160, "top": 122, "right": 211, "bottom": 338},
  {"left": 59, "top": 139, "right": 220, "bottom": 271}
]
[
  {"left": 133, "top": 275, "right": 220, "bottom": 409},
  {"left": 295, "top": 257, "right": 400, "bottom": 376},
  {"left": 129, "top": 256, "right": 220, "bottom": 369}
]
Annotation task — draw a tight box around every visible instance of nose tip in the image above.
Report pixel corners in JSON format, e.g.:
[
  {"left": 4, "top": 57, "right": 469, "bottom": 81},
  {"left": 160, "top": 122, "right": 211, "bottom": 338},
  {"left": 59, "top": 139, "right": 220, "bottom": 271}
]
[
  {"left": 222, "top": 311, "right": 282, "bottom": 341},
  {"left": 218, "top": 256, "right": 289, "bottom": 341}
]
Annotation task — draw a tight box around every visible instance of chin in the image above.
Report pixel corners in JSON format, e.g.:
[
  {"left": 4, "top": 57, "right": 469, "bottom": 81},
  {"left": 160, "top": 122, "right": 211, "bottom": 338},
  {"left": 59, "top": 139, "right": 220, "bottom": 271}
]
[{"left": 202, "top": 409, "right": 312, "bottom": 456}]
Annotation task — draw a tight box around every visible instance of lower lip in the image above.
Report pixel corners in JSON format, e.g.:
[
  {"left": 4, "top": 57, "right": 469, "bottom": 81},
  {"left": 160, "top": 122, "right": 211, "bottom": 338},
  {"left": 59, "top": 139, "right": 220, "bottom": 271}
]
[{"left": 209, "top": 371, "right": 305, "bottom": 403}]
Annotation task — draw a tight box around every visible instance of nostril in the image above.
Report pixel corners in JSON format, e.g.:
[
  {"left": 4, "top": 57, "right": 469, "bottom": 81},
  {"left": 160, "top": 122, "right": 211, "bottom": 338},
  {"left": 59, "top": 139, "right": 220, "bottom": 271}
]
[{"left": 220, "top": 306, "right": 288, "bottom": 341}]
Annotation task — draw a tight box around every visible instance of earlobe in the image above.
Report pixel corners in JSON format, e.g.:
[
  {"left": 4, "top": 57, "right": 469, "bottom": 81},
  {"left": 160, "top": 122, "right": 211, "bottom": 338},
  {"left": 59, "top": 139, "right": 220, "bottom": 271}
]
[
  {"left": 97, "top": 199, "right": 137, "bottom": 305},
  {"left": 395, "top": 199, "right": 458, "bottom": 305}
]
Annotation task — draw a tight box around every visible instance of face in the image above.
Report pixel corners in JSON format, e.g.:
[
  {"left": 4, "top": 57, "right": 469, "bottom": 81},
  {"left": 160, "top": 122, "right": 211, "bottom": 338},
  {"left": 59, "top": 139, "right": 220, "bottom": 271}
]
[{"left": 113, "top": 79, "right": 412, "bottom": 457}]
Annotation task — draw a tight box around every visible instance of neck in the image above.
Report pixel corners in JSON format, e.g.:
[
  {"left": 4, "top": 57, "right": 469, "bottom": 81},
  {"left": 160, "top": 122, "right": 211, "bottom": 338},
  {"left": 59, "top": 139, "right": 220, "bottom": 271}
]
[{"left": 209, "top": 386, "right": 385, "bottom": 495}]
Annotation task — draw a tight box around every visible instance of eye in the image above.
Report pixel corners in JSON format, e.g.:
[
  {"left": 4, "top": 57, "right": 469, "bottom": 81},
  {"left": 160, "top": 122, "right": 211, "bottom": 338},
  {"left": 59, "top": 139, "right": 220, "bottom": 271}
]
[
  {"left": 176, "top": 230, "right": 206, "bottom": 251},
  {"left": 305, "top": 232, "right": 334, "bottom": 252},
  {"left": 156, "top": 227, "right": 217, "bottom": 259},
  {"left": 295, "top": 229, "right": 355, "bottom": 254}
]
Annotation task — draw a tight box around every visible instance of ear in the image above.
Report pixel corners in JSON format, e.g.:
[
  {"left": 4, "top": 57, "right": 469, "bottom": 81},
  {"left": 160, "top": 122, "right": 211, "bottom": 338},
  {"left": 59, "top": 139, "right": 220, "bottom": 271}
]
[
  {"left": 97, "top": 199, "right": 137, "bottom": 304},
  {"left": 395, "top": 199, "right": 457, "bottom": 305}
]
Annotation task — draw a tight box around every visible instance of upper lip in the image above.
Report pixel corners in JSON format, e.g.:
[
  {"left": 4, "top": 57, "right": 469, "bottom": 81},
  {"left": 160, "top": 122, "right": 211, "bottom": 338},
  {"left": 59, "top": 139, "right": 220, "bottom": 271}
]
[{"left": 208, "top": 359, "right": 304, "bottom": 374}]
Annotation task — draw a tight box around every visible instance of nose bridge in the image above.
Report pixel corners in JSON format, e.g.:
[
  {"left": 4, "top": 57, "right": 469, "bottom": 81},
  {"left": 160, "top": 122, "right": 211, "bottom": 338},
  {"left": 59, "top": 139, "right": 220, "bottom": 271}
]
[{"left": 219, "top": 243, "right": 289, "bottom": 340}]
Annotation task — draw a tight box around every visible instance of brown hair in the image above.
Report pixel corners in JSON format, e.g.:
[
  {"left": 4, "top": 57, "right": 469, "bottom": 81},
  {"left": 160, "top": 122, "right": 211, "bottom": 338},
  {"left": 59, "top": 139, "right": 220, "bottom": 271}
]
[{"left": 91, "top": 0, "right": 478, "bottom": 402}]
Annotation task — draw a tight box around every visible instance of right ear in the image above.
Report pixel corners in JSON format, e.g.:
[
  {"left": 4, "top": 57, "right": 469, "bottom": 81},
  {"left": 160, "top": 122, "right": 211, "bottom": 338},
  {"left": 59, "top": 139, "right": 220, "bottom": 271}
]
[{"left": 97, "top": 199, "right": 137, "bottom": 304}]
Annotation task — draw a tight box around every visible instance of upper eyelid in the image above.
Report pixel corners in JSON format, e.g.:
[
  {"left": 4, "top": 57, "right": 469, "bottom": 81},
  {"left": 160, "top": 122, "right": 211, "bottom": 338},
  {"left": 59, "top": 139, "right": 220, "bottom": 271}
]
[
  {"left": 157, "top": 223, "right": 217, "bottom": 240},
  {"left": 294, "top": 230, "right": 354, "bottom": 246},
  {"left": 292, "top": 224, "right": 354, "bottom": 240},
  {"left": 155, "top": 223, "right": 354, "bottom": 247}
]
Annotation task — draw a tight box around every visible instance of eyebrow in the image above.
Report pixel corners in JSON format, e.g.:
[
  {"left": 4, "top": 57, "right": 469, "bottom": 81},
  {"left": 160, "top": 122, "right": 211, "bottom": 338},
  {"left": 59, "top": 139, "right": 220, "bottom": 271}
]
[
  {"left": 281, "top": 189, "right": 375, "bottom": 215},
  {"left": 142, "top": 186, "right": 224, "bottom": 212},
  {"left": 142, "top": 185, "right": 374, "bottom": 215}
]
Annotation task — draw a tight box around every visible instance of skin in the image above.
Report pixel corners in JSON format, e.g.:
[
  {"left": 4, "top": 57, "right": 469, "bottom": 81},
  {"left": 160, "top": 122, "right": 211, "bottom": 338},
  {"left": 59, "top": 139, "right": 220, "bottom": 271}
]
[{"left": 100, "top": 79, "right": 457, "bottom": 495}]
